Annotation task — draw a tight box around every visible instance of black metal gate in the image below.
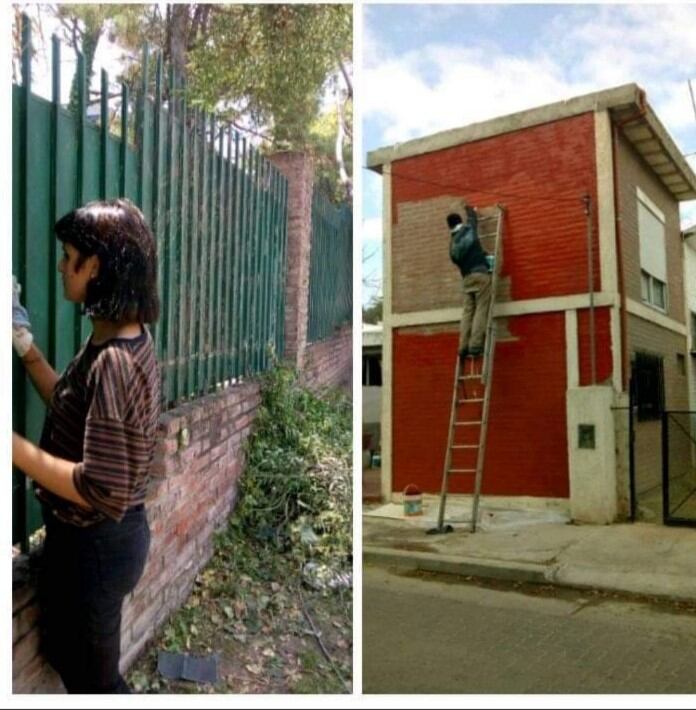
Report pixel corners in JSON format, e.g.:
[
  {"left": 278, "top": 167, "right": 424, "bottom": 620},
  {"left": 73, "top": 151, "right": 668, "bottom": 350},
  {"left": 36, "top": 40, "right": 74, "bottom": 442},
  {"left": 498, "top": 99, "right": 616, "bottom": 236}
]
[
  {"left": 661, "top": 410, "right": 696, "bottom": 527},
  {"left": 627, "top": 370, "right": 696, "bottom": 526}
]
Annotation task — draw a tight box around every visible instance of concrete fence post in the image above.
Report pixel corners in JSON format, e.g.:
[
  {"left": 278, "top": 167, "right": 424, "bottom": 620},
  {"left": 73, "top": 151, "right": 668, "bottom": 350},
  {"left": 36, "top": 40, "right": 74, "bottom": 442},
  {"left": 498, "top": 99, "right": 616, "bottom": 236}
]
[{"left": 269, "top": 151, "right": 314, "bottom": 372}]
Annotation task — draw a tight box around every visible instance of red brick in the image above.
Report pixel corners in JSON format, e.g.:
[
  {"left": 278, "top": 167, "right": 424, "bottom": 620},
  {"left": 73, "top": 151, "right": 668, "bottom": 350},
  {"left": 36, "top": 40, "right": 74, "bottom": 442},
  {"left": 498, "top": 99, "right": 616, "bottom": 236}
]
[{"left": 393, "top": 313, "right": 569, "bottom": 497}]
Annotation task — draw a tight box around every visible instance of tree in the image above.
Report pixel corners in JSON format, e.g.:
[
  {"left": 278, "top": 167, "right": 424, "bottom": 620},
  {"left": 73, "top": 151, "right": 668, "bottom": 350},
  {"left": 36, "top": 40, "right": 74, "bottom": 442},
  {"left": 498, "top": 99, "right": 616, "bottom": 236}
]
[
  {"left": 308, "top": 95, "right": 352, "bottom": 203},
  {"left": 49, "top": 3, "right": 352, "bottom": 200},
  {"left": 53, "top": 4, "right": 136, "bottom": 112},
  {"left": 362, "top": 296, "right": 383, "bottom": 325}
]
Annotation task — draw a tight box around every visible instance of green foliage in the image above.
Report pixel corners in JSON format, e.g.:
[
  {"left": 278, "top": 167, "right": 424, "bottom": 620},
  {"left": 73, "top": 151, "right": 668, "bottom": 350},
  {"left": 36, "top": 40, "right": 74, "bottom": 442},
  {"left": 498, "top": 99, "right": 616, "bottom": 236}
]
[
  {"left": 232, "top": 366, "right": 352, "bottom": 571},
  {"left": 188, "top": 5, "right": 351, "bottom": 147},
  {"left": 308, "top": 102, "right": 353, "bottom": 204},
  {"left": 362, "top": 296, "right": 383, "bottom": 324},
  {"left": 125, "top": 365, "right": 353, "bottom": 694},
  {"left": 50, "top": 3, "right": 352, "bottom": 202}
]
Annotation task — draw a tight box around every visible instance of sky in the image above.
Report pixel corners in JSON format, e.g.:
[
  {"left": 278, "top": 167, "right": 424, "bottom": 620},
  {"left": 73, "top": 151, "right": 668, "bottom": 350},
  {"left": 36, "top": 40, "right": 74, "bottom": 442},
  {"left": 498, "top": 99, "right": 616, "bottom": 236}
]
[{"left": 362, "top": 3, "right": 696, "bottom": 306}]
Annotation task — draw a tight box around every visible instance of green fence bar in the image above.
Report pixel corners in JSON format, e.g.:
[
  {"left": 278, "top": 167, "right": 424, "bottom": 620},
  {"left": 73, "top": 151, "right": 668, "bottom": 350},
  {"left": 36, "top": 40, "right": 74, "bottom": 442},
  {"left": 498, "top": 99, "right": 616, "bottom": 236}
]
[
  {"left": 120, "top": 81, "right": 129, "bottom": 200},
  {"left": 308, "top": 189, "right": 352, "bottom": 343},
  {"left": 232, "top": 133, "right": 243, "bottom": 379},
  {"left": 239, "top": 142, "right": 249, "bottom": 376},
  {"left": 215, "top": 125, "right": 225, "bottom": 386},
  {"left": 151, "top": 52, "right": 163, "bottom": 370},
  {"left": 138, "top": 44, "right": 150, "bottom": 216},
  {"left": 49, "top": 34, "right": 60, "bottom": 369},
  {"left": 224, "top": 125, "right": 234, "bottom": 379},
  {"left": 175, "top": 90, "right": 188, "bottom": 402}
]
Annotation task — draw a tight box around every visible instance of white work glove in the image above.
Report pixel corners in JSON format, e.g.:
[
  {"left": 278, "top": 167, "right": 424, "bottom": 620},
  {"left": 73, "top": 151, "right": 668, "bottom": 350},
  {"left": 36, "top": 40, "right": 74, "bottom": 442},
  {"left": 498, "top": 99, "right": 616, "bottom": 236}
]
[{"left": 12, "top": 276, "right": 33, "bottom": 358}]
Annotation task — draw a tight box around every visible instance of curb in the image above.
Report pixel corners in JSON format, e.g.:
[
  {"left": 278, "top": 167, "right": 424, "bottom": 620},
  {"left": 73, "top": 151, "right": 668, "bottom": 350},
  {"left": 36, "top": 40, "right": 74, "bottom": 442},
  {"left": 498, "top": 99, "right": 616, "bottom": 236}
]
[
  {"left": 363, "top": 546, "right": 549, "bottom": 584},
  {"left": 364, "top": 545, "right": 696, "bottom": 604}
]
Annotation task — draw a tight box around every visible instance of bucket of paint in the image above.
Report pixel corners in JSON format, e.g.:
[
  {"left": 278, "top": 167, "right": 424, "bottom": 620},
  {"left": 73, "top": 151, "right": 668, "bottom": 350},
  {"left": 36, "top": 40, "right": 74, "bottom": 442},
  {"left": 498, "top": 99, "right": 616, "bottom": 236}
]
[
  {"left": 486, "top": 254, "right": 495, "bottom": 273},
  {"left": 403, "top": 484, "right": 423, "bottom": 516}
]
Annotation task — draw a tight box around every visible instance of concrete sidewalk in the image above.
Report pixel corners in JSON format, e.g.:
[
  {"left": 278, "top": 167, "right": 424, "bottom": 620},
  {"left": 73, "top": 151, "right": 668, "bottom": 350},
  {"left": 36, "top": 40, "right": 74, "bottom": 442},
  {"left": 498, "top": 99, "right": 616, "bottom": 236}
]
[{"left": 363, "top": 500, "right": 696, "bottom": 602}]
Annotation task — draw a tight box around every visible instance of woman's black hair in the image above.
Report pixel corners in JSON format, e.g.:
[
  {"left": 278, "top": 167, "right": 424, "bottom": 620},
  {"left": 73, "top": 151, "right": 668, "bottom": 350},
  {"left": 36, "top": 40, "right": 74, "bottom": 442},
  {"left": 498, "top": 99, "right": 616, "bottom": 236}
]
[{"left": 54, "top": 198, "right": 160, "bottom": 323}]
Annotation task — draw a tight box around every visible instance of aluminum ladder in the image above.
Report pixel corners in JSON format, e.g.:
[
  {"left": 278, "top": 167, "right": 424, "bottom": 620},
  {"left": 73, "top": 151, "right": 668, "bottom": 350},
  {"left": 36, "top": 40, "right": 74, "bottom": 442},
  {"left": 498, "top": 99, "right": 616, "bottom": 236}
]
[{"left": 429, "top": 204, "right": 505, "bottom": 534}]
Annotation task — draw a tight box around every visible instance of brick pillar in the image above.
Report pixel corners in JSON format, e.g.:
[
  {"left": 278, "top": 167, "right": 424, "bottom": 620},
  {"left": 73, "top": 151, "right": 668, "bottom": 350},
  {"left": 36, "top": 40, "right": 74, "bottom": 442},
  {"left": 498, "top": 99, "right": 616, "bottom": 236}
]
[{"left": 269, "top": 151, "right": 314, "bottom": 371}]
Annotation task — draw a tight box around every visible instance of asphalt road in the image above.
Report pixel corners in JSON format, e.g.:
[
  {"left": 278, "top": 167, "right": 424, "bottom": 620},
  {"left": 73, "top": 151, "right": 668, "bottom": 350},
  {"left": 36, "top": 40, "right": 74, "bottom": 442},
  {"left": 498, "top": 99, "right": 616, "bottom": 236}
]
[{"left": 363, "top": 564, "right": 696, "bottom": 694}]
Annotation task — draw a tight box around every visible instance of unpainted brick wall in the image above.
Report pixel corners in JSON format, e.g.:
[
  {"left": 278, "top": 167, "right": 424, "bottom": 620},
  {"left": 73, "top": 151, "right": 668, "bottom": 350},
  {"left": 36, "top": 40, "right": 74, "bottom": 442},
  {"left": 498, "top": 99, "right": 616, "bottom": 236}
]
[
  {"left": 303, "top": 324, "right": 352, "bottom": 393},
  {"left": 628, "top": 315, "right": 690, "bottom": 496},
  {"left": 12, "top": 151, "right": 352, "bottom": 693},
  {"left": 616, "top": 132, "right": 685, "bottom": 324},
  {"left": 12, "top": 381, "right": 259, "bottom": 693}
]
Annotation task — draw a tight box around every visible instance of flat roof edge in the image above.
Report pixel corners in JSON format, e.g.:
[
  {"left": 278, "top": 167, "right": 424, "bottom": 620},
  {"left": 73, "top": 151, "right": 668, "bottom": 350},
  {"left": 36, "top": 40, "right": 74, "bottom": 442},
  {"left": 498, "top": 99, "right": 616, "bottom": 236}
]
[
  {"left": 366, "top": 84, "right": 641, "bottom": 170},
  {"left": 642, "top": 105, "right": 696, "bottom": 200}
]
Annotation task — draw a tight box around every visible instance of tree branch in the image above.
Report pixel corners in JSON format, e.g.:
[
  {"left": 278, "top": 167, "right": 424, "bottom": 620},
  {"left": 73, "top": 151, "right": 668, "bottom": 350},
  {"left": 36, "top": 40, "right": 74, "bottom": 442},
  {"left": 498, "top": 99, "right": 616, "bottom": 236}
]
[{"left": 337, "top": 57, "right": 352, "bottom": 99}]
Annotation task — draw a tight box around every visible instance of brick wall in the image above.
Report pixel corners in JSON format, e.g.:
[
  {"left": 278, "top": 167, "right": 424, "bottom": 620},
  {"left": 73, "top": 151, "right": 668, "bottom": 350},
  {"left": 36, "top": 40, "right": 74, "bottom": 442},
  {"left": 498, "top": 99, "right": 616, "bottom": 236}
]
[
  {"left": 270, "top": 151, "right": 314, "bottom": 371},
  {"left": 13, "top": 382, "right": 259, "bottom": 693},
  {"left": 392, "top": 312, "right": 570, "bottom": 498},
  {"left": 303, "top": 324, "right": 352, "bottom": 393},
  {"left": 616, "top": 132, "right": 685, "bottom": 323},
  {"left": 390, "top": 113, "right": 600, "bottom": 314},
  {"left": 628, "top": 315, "right": 690, "bottom": 496},
  {"left": 577, "top": 306, "right": 613, "bottom": 386},
  {"left": 388, "top": 112, "right": 606, "bottom": 499},
  {"left": 12, "top": 151, "right": 352, "bottom": 693}
]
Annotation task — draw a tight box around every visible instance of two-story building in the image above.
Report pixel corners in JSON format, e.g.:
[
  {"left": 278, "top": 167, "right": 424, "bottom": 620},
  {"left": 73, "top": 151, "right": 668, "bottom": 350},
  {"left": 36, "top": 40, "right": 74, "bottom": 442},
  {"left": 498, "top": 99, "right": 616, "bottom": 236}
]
[{"left": 367, "top": 84, "right": 696, "bottom": 525}]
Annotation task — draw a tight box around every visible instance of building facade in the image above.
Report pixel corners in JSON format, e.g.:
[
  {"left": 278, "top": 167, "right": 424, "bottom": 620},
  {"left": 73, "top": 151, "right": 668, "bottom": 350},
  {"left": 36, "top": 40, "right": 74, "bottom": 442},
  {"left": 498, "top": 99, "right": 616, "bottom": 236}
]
[
  {"left": 684, "top": 226, "right": 696, "bottom": 412},
  {"left": 367, "top": 84, "right": 696, "bottom": 523}
]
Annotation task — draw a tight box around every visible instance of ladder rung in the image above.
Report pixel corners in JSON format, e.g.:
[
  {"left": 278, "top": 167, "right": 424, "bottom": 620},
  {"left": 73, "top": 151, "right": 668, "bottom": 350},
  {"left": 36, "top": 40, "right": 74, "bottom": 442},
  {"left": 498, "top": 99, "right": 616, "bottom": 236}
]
[
  {"left": 458, "top": 398, "right": 484, "bottom": 404},
  {"left": 449, "top": 468, "right": 476, "bottom": 474},
  {"left": 455, "top": 421, "right": 482, "bottom": 426},
  {"left": 458, "top": 375, "right": 481, "bottom": 380},
  {"left": 451, "top": 444, "right": 478, "bottom": 449}
]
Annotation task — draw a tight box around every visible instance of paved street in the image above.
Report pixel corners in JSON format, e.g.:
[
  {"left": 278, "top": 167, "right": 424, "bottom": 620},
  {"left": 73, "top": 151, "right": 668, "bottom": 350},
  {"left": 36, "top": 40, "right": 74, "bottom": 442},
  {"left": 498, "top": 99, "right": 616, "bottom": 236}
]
[{"left": 363, "top": 564, "right": 696, "bottom": 694}]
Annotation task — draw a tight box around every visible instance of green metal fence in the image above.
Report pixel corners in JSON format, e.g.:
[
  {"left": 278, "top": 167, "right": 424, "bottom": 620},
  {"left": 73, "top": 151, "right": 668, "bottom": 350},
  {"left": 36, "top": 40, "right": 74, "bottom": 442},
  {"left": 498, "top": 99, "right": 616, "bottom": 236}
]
[
  {"left": 12, "top": 15, "right": 289, "bottom": 548},
  {"left": 308, "top": 189, "right": 352, "bottom": 342}
]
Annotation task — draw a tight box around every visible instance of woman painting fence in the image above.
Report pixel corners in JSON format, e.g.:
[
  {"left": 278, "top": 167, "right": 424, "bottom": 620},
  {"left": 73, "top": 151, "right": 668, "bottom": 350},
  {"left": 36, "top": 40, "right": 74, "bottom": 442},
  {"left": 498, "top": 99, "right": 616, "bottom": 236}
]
[{"left": 12, "top": 199, "right": 161, "bottom": 693}]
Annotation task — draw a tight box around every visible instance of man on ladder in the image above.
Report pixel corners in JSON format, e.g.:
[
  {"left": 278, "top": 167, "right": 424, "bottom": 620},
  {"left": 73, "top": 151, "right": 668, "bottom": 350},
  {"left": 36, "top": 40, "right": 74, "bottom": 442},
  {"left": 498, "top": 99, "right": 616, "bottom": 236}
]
[
  {"left": 429, "top": 204, "right": 502, "bottom": 535},
  {"left": 447, "top": 206, "right": 492, "bottom": 359}
]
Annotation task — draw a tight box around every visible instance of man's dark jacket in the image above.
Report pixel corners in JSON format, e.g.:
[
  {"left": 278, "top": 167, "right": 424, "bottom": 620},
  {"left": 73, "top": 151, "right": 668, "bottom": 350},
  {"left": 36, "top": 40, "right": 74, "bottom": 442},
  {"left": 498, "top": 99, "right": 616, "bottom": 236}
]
[{"left": 449, "top": 207, "right": 489, "bottom": 278}]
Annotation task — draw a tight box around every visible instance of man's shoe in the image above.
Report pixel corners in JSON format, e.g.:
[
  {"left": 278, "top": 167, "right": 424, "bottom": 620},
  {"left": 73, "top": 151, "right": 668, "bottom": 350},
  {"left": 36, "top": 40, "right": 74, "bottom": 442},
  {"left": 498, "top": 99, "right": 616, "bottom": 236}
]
[
  {"left": 468, "top": 346, "right": 483, "bottom": 357},
  {"left": 458, "top": 347, "right": 468, "bottom": 359}
]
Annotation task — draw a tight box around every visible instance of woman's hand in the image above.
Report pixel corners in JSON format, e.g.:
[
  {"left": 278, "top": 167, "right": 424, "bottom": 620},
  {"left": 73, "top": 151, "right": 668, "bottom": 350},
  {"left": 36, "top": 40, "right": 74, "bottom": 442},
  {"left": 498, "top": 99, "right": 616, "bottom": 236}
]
[
  {"left": 13, "top": 276, "right": 34, "bottom": 358},
  {"left": 12, "top": 432, "right": 92, "bottom": 510},
  {"left": 12, "top": 277, "right": 59, "bottom": 404}
]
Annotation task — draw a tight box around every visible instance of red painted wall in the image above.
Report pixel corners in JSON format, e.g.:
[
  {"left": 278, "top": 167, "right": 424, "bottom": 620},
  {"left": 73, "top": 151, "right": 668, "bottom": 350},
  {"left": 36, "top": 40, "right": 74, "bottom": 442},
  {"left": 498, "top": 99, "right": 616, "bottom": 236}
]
[
  {"left": 391, "top": 113, "right": 601, "bottom": 300},
  {"left": 393, "top": 313, "right": 570, "bottom": 497},
  {"left": 390, "top": 113, "right": 605, "bottom": 498},
  {"left": 577, "top": 306, "right": 613, "bottom": 386}
]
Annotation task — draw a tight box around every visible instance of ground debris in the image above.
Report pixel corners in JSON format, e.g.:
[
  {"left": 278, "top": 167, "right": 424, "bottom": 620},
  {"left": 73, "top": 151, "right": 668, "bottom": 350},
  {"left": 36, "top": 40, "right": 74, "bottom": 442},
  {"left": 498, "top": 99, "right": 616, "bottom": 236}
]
[{"left": 127, "top": 368, "right": 352, "bottom": 694}]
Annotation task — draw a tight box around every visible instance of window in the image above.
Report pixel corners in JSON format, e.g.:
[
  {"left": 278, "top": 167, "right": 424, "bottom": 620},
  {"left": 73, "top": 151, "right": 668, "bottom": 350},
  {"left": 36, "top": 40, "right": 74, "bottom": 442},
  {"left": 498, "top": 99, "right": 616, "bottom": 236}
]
[
  {"left": 362, "top": 354, "right": 382, "bottom": 387},
  {"left": 641, "top": 269, "right": 666, "bottom": 310},
  {"left": 637, "top": 188, "right": 667, "bottom": 311},
  {"left": 631, "top": 352, "right": 664, "bottom": 421}
]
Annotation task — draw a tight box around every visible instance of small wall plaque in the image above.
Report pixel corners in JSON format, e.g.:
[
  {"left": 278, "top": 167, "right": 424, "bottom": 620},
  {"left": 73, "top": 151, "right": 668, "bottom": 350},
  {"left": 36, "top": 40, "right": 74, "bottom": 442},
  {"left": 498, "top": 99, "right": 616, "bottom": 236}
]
[{"left": 578, "top": 424, "right": 595, "bottom": 450}]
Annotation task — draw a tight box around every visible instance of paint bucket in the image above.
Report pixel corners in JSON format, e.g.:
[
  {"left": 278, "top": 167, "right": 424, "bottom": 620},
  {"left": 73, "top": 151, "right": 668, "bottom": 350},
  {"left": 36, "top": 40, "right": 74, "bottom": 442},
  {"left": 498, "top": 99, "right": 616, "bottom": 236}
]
[{"left": 403, "top": 484, "right": 422, "bottom": 516}]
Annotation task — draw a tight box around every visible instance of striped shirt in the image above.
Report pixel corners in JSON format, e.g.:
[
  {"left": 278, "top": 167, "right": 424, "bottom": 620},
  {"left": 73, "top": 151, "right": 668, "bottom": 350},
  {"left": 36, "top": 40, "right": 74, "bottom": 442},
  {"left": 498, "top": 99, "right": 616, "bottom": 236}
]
[{"left": 37, "top": 325, "right": 161, "bottom": 526}]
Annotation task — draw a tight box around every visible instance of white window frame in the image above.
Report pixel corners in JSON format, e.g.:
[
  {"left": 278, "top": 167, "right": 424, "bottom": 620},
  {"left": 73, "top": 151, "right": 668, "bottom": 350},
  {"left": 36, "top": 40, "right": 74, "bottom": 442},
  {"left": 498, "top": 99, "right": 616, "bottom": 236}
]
[{"left": 636, "top": 187, "right": 668, "bottom": 313}]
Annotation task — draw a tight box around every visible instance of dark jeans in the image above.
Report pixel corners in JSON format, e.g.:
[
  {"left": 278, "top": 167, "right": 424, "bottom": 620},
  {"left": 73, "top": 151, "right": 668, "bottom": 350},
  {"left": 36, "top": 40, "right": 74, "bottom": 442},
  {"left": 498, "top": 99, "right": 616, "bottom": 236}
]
[{"left": 38, "top": 505, "right": 150, "bottom": 694}]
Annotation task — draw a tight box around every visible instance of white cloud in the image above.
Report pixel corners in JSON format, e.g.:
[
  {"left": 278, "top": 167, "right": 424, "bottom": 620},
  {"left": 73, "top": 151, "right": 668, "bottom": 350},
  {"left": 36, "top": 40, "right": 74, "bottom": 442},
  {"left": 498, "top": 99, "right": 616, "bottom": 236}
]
[
  {"left": 362, "top": 216, "right": 382, "bottom": 244},
  {"left": 365, "top": 45, "right": 594, "bottom": 145},
  {"left": 365, "top": 5, "right": 696, "bottom": 149}
]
